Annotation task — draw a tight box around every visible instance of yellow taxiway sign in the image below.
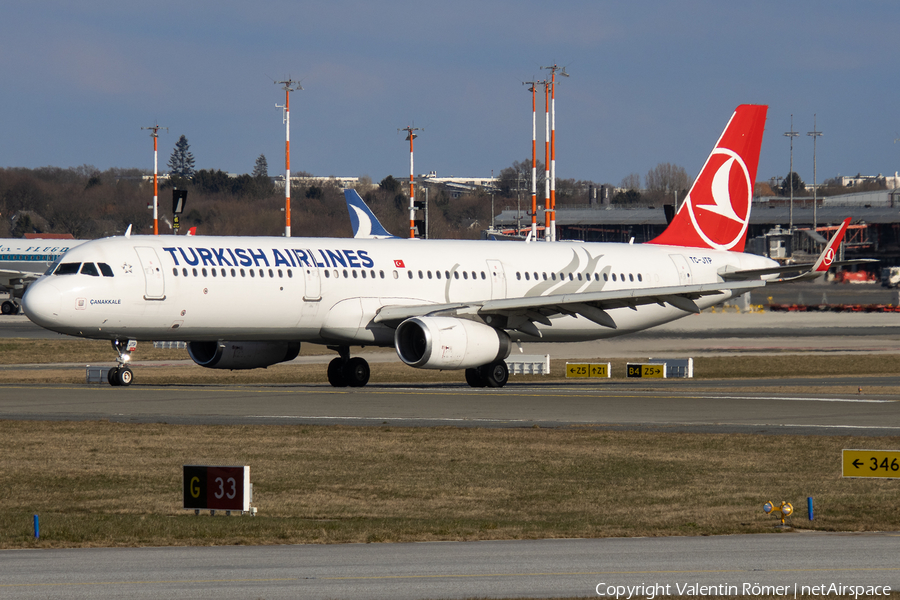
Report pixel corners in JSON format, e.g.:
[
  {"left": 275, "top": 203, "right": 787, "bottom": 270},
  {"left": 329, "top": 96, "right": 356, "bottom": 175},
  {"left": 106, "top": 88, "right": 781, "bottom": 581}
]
[{"left": 842, "top": 449, "right": 900, "bottom": 478}]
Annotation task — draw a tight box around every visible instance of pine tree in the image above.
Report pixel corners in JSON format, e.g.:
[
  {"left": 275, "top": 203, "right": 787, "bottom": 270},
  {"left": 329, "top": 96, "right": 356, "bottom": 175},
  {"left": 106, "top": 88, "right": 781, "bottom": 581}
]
[
  {"left": 168, "top": 135, "right": 196, "bottom": 178},
  {"left": 252, "top": 154, "right": 268, "bottom": 179}
]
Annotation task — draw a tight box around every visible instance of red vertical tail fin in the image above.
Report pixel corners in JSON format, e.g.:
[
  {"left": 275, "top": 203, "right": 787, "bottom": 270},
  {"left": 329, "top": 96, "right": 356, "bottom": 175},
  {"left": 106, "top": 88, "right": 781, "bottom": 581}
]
[{"left": 648, "top": 104, "right": 768, "bottom": 252}]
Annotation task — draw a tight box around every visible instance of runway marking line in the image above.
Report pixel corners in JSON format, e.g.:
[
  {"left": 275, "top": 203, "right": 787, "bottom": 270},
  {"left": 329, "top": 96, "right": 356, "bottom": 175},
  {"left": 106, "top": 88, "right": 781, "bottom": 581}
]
[
  {"left": 4, "top": 565, "right": 899, "bottom": 589},
  {"left": 1, "top": 385, "right": 896, "bottom": 405}
]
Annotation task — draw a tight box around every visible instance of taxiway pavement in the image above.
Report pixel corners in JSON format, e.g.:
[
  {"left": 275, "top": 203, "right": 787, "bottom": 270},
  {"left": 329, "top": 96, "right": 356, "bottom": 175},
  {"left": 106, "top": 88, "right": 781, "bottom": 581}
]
[
  {"left": 2, "top": 533, "right": 898, "bottom": 599},
  {"left": 1, "top": 378, "right": 898, "bottom": 435}
]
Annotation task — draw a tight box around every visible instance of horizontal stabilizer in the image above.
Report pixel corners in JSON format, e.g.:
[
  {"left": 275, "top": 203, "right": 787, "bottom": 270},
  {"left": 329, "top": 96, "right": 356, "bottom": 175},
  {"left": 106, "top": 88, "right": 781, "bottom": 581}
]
[{"left": 719, "top": 218, "right": 878, "bottom": 283}]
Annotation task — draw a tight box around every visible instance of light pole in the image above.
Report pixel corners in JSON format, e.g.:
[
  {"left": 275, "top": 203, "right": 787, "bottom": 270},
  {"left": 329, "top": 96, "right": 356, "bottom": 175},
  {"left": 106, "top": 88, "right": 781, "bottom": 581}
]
[
  {"left": 808, "top": 115, "right": 823, "bottom": 233},
  {"left": 783, "top": 115, "right": 799, "bottom": 232},
  {"left": 400, "top": 126, "right": 422, "bottom": 238},
  {"left": 141, "top": 124, "right": 168, "bottom": 235},
  {"left": 275, "top": 79, "right": 302, "bottom": 237}
]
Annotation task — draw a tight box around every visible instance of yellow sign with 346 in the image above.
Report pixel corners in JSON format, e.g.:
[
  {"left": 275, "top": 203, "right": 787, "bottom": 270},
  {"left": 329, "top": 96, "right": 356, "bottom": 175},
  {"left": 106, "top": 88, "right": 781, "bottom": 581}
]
[{"left": 842, "top": 449, "right": 900, "bottom": 479}]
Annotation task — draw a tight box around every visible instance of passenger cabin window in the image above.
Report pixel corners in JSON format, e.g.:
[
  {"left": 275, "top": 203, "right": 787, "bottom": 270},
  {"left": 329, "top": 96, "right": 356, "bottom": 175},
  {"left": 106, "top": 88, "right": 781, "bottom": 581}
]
[{"left": 55, "top": 263, "right": 81, "bottom": 275}]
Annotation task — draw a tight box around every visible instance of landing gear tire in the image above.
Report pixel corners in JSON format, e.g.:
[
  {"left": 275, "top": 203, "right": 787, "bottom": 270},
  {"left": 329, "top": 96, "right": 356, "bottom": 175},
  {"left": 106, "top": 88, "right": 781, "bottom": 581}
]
[
  {"left": 108, "top": 366, "right": 133, "bottom": 387},
  {"left": 483, "top": 361, "right": 509, "bottom": 388},
  {"left": 1, "top": 300, "right": 17, "bottom": 315},
  {"left": 327, "top": 358, "right": 348, "bottom": 387},
  {"left": 465, "top": 367, "right": 487, "bottom": 388},
  {"left": 343, "top": 357, "right": 370, "bottom": 388},
  {"left": 116, "top": 367, "right": 134, "bottom": 387}
]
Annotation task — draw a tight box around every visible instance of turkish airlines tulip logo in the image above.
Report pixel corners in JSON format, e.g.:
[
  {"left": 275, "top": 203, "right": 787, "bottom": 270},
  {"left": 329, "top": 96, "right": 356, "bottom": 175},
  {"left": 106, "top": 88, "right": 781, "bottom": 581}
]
[
  {"left": 685, "top": 148, "right": 752, "bottom": 250},
  {"left": 823, "top": 247, "right": 835, "bottom": 267}
]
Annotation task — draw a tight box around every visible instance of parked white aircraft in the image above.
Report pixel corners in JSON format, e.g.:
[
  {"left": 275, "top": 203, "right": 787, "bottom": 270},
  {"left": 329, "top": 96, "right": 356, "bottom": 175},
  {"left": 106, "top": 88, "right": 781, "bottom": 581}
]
[
  {"left": 21, "top": 104, "right": 854, "bottom": 387},
  {"left": 0, "top": 237, "right": 86, "bottom": 314}
]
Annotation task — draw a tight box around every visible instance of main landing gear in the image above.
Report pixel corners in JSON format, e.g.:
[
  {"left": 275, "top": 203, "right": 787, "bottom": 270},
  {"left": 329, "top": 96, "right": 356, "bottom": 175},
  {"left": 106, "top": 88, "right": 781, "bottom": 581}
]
[
  {"left": 326, "top": 345, "right": 370, "bottom": 388},
  {"left": 464, "top": 360, "right": 509, "bottom": 388},
  {"left": 1, "top": 299, "right": 21, "bottom": 315},
  {"left": 107, "top": 339, "right": 136, "bottom": 387}
]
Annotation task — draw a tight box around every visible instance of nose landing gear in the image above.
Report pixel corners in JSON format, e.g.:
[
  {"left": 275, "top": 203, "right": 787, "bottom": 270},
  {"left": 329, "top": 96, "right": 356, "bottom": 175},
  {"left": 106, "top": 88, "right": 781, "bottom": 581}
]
[{"left": 107, "top": 339, "right": 137, "bottom": 387}]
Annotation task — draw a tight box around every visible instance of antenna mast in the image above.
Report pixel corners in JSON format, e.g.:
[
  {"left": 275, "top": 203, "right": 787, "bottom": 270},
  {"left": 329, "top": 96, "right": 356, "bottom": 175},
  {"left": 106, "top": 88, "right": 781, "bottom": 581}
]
[
  {"left": 141, "top": 124, "right": 168, "bottom": 235},
  {"left": 275, "top": 79, "right": 302, "bottom": 237},
  {"left": 400, "top": 126, "right": 422, "bottom": 238}
]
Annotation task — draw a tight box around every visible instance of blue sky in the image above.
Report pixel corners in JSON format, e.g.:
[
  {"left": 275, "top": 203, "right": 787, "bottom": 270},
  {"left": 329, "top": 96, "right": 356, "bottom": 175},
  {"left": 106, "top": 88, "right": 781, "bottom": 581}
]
[{"left": 2, "top": 1, "right": 897, "bottom": 187}]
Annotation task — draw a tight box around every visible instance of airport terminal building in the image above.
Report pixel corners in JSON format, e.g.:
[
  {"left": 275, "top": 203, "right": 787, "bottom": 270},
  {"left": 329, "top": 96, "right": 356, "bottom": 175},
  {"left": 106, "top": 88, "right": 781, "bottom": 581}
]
[{"left": 492, "top": 189, "right": 900, "bottom": 265}]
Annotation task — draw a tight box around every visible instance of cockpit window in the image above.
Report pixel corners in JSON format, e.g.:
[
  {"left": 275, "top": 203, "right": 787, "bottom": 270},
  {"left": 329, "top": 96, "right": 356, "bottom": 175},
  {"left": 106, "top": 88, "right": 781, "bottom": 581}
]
[
  {"left": 54, "top": 263, "right": 81, "bottom": 275},
  {"left": 98, "top": 263, "right": 114, "bottom": 277},
  {"left": 80, "top": 263, "right": 100, "bottom": 277}
]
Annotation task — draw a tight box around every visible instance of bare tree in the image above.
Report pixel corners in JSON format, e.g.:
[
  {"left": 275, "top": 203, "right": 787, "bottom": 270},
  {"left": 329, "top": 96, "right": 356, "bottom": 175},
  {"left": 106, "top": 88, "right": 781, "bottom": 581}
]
[
  {"left": 645, "top": 162, "right": 689, "bottom": 194},
  {"left": 620, "top": 173, "right": 641, "bottom": 190}
]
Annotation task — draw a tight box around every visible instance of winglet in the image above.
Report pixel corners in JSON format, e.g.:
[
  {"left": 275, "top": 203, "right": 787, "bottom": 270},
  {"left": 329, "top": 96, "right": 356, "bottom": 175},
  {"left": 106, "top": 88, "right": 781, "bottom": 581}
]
[
  {"left": 343, "top": 189, "right": 399, "bottom": 239},
  {"left": 812, "top": 217, "right": 851, "bottom": 272}
]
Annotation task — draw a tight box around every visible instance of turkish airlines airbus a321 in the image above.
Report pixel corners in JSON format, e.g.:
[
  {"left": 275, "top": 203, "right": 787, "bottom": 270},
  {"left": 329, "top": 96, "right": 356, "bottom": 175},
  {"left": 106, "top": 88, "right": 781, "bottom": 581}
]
[{"left": 22, "top": 105, "right": 854, "bottom": 387}]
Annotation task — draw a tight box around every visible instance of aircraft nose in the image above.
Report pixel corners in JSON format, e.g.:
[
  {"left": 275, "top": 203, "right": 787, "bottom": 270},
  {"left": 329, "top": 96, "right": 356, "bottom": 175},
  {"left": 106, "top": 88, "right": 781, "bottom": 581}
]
[{"left": 22, "top": 279, "right": 62, "bottom": 327}]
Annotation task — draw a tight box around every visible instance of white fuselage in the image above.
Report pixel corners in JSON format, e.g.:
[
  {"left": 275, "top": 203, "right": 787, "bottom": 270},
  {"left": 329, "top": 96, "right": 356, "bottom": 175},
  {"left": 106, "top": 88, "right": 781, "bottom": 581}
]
[{"left": 22, "top": 235, "right": 777, "bottom": 345}]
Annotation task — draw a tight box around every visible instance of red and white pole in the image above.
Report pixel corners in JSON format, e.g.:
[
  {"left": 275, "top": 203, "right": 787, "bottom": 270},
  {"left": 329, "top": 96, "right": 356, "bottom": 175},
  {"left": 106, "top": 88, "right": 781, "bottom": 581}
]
[
  {"left": 401, "top": 126, "right": 421, "bottom": 238},
  {"left": 543, "top": 82, "right": 551, "bottom": 241},
  {"left": 409, "top": 132, "right": 415, "bottom": 239},
  {"left": 142, "top": 124, "right": 166, "bottom": 235},
  {"left": 152, "top": 134, "right": 159, "bottom": 235},
  {"left": 540, "top": 64, "right": 568, "bottom": 242},
  {"left": 530, "top": 84, "right": 537, "bottom": 240},
  {"left": 284, "top": 87, "right": 291, "bottom": 238},
  {"left": 275, "top": 79, "right": 302, "bottom": 238},
  {"left": 550, "top": 72, "right": 557, "bottom": 242}
]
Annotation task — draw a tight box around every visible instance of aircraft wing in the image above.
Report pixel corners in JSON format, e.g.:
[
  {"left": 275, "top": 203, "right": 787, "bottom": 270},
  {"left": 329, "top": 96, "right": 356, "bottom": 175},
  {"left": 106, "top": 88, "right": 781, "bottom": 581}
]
[
  {"left": 373, "top": 280, "right": 764, "bottom": 336},
  {"left": 0, "top": 269, "right": 39, "bottom": 288}
]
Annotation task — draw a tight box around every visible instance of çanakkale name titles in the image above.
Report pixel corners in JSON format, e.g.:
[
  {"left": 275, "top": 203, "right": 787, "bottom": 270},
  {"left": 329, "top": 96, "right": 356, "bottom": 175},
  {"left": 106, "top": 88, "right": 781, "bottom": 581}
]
[{"left": 162, "top": 246, "right": 375, "bottom": 270}]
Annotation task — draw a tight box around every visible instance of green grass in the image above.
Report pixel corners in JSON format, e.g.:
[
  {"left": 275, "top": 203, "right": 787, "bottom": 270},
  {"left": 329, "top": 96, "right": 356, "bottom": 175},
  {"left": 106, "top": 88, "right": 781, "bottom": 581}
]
[{"left": 2, "top": 420, "right": 898, "bottom": 549}]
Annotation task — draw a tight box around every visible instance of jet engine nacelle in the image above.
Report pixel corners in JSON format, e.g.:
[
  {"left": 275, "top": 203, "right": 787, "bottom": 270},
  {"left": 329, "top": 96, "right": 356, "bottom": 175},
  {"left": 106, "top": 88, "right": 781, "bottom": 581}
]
[
  {"left": 187, "top": 341, "right": 301, "bottom": 370},
  {"left": 394, "top": 316, "right": 511, "bottom": 370}
]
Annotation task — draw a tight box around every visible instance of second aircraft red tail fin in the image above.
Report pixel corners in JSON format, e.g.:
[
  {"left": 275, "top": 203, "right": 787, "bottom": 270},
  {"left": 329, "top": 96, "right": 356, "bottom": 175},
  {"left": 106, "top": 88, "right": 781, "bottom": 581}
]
[{"left": 648, "top": 104, "right": 768, "bottom": 252}]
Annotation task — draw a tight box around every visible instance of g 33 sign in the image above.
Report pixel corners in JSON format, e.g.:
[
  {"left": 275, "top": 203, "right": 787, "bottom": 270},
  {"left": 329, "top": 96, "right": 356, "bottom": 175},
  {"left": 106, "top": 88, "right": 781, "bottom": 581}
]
[{"left": 183, "top": 465, "right": 250, "bottom": 511}]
